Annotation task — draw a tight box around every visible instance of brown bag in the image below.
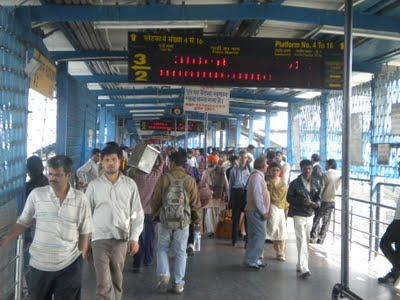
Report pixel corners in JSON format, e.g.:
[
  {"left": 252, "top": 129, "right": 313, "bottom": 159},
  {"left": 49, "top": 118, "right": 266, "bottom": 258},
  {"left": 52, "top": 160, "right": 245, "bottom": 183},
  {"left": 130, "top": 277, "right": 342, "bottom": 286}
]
[
  {"left": 215, "top": 209, "right": 232, "bottom": 239},
  {"left": 198, "top": 181, "right": 213, "bottom": 207}
]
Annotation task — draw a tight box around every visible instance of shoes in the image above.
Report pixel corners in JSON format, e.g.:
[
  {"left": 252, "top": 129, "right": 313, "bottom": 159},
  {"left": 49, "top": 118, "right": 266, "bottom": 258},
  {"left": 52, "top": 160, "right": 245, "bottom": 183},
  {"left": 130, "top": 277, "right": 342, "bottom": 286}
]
[
  {"left": 276, "top": 255, "right": 286, "bottom": 261},
  {"left": 378, "top": 272, "right": 397, "bottom": 284},
  {"left": 309, "top": 239, "right": 316, "bottom": 244},
  {"left": 157, "top": 276, "right": 170, "bottom": 293},
  {"left": 300, "top": 271, "right": 311, "bottom": 279},
  {"left": 257, "top": 262, "right": 266, "bottom": 268},
  {"left": 244, "top": 262, "right": 260, "bottom": 270},
  {"left": 256, "top": 259, "right": 266, "bottom": 268},
  {"left": 170, "top": 284, "right": 185, "bottom": 294},
  {"left": 265, "top": 239, "right": 273, "bottom": 244},
  {"left": 317, "top": 239, "right": 323, "bottom": 244},
  {"left": 186, "top": 246, "right": 194, "bottom": 257}
]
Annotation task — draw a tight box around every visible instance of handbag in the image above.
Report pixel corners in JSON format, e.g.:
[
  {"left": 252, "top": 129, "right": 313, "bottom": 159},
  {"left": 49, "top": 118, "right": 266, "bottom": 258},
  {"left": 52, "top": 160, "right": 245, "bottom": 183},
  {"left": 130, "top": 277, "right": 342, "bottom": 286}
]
[
  {"left": 198, "top": 180, "right": 213, "bottom": 207},
  {"left": 215, "top": 209, "right": 233, "bottom": 239}
]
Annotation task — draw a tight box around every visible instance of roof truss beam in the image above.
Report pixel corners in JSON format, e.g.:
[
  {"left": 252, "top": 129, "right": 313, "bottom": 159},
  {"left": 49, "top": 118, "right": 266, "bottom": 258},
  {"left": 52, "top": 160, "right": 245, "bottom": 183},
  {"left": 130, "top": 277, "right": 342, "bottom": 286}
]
[
  {"left": 99, "top": 99, "right": 286, "bottom": 112},
  {"left": 16, "top": 4, "right": 400, "bottom": 35},
  {"left": 93, "top": 87, "right": 295, "bottom": 102}
]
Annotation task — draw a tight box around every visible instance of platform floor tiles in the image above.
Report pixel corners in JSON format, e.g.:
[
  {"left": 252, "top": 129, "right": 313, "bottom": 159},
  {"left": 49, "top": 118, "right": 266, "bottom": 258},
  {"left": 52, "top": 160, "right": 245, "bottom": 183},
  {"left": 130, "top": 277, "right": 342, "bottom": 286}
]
[{"left": 81, "top": 230, "right": 399, "bottom": 300}]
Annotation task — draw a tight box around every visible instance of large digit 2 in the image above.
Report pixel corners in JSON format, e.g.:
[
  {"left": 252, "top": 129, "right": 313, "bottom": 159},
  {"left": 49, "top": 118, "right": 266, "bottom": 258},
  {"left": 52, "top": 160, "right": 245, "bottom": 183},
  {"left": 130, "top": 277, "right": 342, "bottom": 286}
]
[{"left": 135, "top": 70, "right": 148, "bottom": 81}]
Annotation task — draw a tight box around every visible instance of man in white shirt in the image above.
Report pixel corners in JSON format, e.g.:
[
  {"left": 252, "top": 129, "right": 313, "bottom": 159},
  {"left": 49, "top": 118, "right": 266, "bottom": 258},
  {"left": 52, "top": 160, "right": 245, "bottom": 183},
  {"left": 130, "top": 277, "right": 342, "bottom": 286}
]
[
  {"left": 275, "top": 151, "right": 291, "bottom": 184},
  {"left": 243, "top": 157, "right": 270, "bottom": 269},
  {"left": 76, "top": 148, "right": 101, "bottom": 188},
  {"left": 186, "top": 149, "right": 198, "bottom": 169},
  {"left": 86, "top": 145, "right": 144, "bottom": 300},
  {"left": 310, "top": 159, "right": 341, "bottom": 244},
  {"left": 311, "top": 153, "right": 323, "bottom": 186},
  {"left": 246, "top": 145, "right": 256, "bottom": 170},
  {"left": 0, "top": 155, "right": 92, "bottom": 300}
]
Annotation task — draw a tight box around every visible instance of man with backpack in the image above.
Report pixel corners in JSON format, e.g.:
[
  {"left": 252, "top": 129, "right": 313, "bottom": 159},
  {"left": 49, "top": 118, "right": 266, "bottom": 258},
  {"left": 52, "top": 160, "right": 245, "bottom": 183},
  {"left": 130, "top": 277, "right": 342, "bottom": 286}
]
[{"left": 151, "top": 149, "right": 202, "bottom": 294}]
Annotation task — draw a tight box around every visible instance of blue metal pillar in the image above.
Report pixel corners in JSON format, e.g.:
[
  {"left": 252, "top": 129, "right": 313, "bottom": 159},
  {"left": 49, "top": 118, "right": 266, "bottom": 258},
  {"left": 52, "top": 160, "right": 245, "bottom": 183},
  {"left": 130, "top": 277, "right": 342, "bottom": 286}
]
[
  {"left": 320, "top": 93, "right": 328, "bottom": 170},
  {"left": 212, "top": 124, "right": 217, "bottom": 149},
  {"left": 287, "top": 103, "right": 294, "bottom": 166},
  {"left": 106, "top": 110, "right": 116, "bottom": 142},
  {"left": 184, "top": 115, "right": 189, "bottom": 150},
  {"left": 56, "top": 61, "right": 69, "bottom": 154},
  {"left": 219, "top": 127, "right": 224, "bottom": 150},
  {"left": 264, "top": 111, "right": 271, "bottom": 149},
  {"left": 248, "top": 116, "right": 254, "bottom": 145},
  {"left": 98, "top": 105, "right": 106, "bottom": 148},
  {"left": 236, "top": 118, "right": 241, "bottom": 152},
  {"left": 225, "top": 121, "right": 229, "bottom": 149},
  {"left": 198, "top": 132, "right": 202, "bottom": 148},
  {"left": 370, "top": 75, "right": 379, "bottom": 258}
]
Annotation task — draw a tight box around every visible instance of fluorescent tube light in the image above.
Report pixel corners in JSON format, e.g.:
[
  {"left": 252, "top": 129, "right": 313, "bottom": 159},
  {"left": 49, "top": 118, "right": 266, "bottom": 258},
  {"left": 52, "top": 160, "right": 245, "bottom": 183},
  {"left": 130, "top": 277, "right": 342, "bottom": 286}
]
[
  {"left": 129, "top": 109, "right": 165, "bottom": 113},
  {"left": 295, "top": 91, "right": 321, "bottom": 99},
  {"left": 125, "top": 103, "right": 169, "bottom": 108},
  {"left": 94, "top": 21, "right": 207, "bottom": 30},
  {"left": 319, "top": 25, "right": 400, "bottom": 42}
]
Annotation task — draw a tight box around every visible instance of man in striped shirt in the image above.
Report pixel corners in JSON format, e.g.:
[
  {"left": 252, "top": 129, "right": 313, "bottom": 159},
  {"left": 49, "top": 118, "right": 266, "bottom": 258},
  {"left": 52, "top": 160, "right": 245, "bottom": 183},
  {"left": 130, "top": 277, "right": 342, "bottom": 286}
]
[{"left": 0, "top": 155, "right": 92, "bottom": 300}]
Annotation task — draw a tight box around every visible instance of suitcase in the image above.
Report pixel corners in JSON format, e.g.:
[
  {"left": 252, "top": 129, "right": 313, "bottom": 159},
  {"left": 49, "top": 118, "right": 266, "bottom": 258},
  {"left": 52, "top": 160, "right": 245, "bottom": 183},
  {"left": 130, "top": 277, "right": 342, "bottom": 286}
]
[{"left": 215, "top": 209, "right": 232, "bottom": 239}]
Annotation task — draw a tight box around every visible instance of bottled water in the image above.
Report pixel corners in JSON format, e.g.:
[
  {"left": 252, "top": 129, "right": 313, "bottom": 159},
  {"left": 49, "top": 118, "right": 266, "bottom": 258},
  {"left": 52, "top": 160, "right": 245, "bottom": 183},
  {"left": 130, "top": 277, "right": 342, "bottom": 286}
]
[{"left": 194, "top": 225, "right": 201, "bottom": 251}]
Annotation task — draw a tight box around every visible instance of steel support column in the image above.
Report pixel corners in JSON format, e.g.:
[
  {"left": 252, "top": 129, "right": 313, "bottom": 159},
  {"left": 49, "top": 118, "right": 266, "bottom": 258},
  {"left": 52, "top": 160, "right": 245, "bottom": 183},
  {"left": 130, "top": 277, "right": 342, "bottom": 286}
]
[
  {"left": 248, "top": 117, "right": 254, "bottom": 145},
  {"left": 370, "top": 75, "right": 380, "bottom": 257},
  {"left": 332, "top": 0, "right": 362, "bottom": 299},
  {"left": 198, "top": 132, "right": 202, "bottom": 148},
  {"left": 106, "top": 109, "right": 116, "bottom": 142},
  {"left": 56, "top": 61, "right": 69, "bottom": 154},
  {"left": 219, "top": 127, "right": 224, "bottom": 150},
  {"left": 236, "top": 118, "right": 242, "bottom": 152},
  {"left": 212, "top": 124, "right": 217, "bottom": 148},
  {"left": 264, "top": 111, "right": 271, "bottom": 149},
  {"left": 287, "top": 103, "right": 293, "bottom": 166},
  {"left": 320, "top": 93, "right": 328, "bottom": 170},
  {"left": 184, "top": 115, "right": 189, "bottom": 151},
  {"left": 341, "top": 0, "right": 353, "bottom": 289}
]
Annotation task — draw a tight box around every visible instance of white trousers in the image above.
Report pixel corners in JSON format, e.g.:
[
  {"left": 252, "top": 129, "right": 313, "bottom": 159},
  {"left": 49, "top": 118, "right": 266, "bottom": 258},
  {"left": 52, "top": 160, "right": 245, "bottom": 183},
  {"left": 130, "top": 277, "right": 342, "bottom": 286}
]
[
  {"left": 293, "top": 216, "right": 313, "bottom": 274},
  {"left": 204, "top": 207, "right": 221, "bottom": 234}
]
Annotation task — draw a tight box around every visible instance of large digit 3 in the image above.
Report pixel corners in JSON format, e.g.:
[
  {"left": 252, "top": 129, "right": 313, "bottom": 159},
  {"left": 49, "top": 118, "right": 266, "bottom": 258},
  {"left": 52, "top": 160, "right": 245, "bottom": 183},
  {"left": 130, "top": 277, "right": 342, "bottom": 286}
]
[{"left": 134, "top": 54, "right": 147, "bottom": 65}]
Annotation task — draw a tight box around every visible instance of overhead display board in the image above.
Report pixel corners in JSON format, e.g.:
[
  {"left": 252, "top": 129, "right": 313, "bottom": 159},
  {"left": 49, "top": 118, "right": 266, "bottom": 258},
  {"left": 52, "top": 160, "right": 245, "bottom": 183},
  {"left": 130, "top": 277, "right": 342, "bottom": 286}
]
[
  {"left": 128, "top": 32, "right": 344, "bottom": 90},
  {"left": 140, "top": 120, "right": 204, "bottom": 132}
]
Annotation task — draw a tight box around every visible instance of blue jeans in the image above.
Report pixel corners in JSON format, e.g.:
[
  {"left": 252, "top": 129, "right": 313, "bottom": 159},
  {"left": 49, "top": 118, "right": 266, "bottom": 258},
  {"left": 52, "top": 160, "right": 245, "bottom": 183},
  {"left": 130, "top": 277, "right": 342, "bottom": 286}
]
[
  {"left": 244, "top": 211, "right": 266, "bottom": 266},
  {"left": 156, "top": 223, "right": 189, "bottom": 286}
]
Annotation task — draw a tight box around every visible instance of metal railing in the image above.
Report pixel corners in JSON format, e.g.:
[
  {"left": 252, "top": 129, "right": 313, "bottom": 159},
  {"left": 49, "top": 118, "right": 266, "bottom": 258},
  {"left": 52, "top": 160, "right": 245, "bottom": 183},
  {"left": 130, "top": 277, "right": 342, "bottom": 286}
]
[
  {"left": 0, "top": 229, "right": 24, "bottom": 300},
  {"left": 289, "top": 170, "right": 398, "bottom": 261}
]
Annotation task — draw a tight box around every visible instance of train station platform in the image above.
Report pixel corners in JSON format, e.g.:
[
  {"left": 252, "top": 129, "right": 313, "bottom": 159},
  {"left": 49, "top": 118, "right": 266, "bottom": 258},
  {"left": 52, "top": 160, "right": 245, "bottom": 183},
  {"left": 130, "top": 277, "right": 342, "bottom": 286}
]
[{"left": 80, "top": 223, "right": 398, "bottom": 300}]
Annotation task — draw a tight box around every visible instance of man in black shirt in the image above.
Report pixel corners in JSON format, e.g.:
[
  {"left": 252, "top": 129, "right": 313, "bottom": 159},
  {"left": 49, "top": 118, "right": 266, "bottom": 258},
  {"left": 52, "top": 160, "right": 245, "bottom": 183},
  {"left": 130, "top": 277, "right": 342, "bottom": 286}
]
[{"left": 25, "top": 156, "right": 49, "bottom": 204}]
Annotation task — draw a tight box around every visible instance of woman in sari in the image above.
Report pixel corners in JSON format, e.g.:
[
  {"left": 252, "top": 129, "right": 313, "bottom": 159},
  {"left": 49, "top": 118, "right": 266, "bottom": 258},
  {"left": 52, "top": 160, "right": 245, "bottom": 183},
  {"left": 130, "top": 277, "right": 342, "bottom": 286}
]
[{"left": 266, "top": 161, "right": 289, "bottom": 261}]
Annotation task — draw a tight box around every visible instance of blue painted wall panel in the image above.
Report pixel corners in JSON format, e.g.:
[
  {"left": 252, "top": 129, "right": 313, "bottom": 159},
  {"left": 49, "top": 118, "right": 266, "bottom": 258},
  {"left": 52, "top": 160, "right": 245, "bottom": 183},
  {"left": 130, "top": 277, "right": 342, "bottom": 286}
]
[
  {"left": 0, "top": 7, "right": 29, "bottom": 298},
  {"left": 56, "top": 68, "right": 97, "bottom": 171}
]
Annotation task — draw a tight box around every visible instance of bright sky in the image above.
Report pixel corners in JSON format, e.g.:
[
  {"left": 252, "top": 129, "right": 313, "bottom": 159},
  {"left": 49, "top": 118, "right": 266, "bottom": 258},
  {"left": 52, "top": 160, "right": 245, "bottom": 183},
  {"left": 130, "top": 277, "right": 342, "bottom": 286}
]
[{"left": 27, "top": 89, "right": 57, "bottom": 157}]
